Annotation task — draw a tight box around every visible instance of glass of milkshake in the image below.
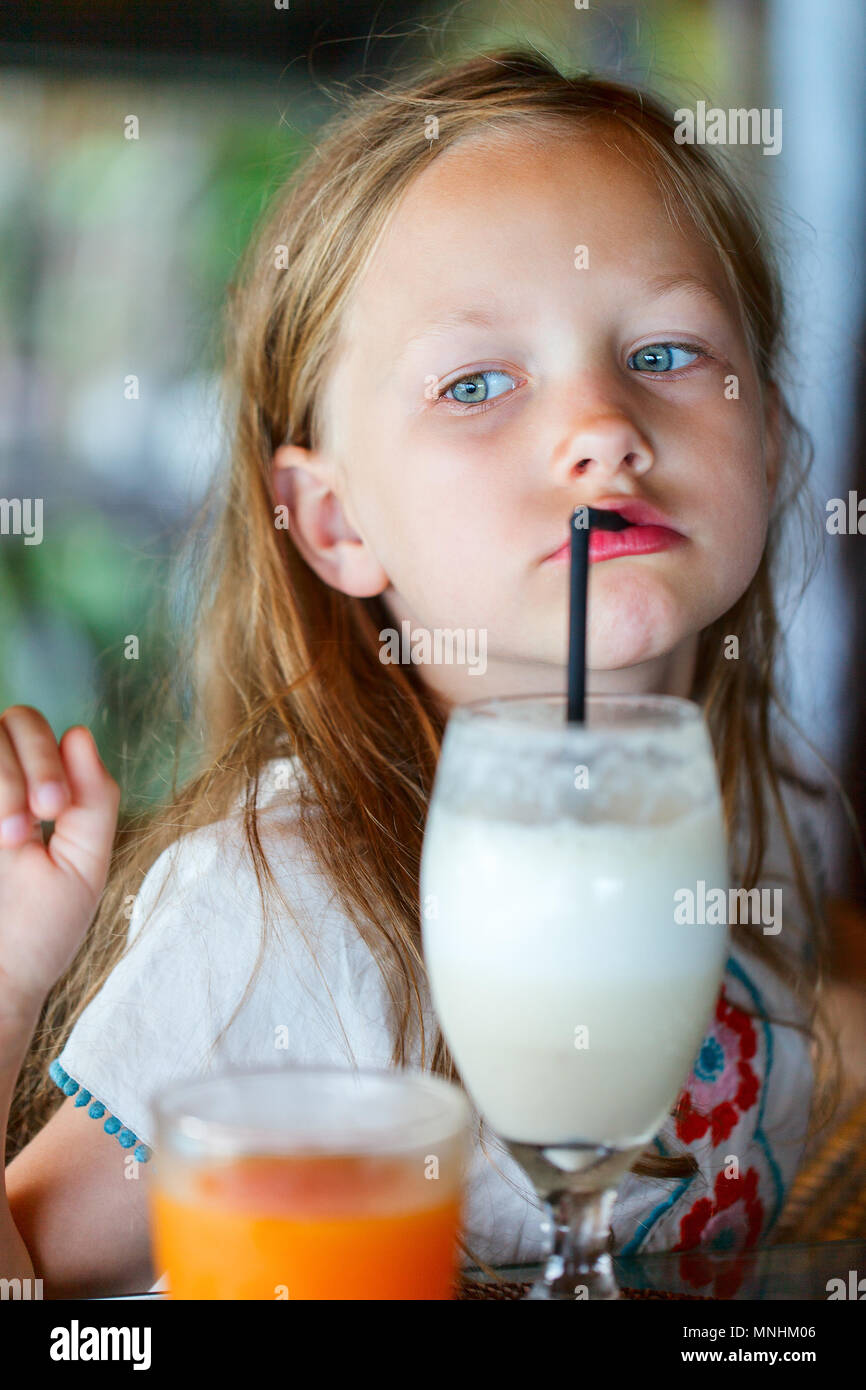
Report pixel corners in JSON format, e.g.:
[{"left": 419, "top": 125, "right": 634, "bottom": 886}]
[{"left": 420, "top": 692, "right": 729, "bottom": 1300}]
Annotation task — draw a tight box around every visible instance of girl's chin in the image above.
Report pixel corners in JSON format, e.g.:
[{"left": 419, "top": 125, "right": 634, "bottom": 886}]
[
  {"left": 584, "top": 623, "right": 686, "bottom": 672},
  {"left": 583, "top": 581, "right": 687, "bottom": 670}
]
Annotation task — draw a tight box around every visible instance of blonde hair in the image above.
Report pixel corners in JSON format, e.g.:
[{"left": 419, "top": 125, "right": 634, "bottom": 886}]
[{"left": 12, "top": 46, "right": 849, "bottom": 1274}]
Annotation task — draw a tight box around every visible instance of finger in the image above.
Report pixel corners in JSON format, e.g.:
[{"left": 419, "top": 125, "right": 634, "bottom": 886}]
[
  {"left": 0, "top": 808, "right": 42, "bottom": 849},
  {"left": 0, "top": 705, "right": 71, "bottom": 825},
  {"left": 0, "top": 716, "right": 51, "bottom": 847},
  {"left": 50, "top": 727, "right": 121, "bottom": 887},
  {"left": 58, "top": 726, "right": 119, "bottom": 814}
]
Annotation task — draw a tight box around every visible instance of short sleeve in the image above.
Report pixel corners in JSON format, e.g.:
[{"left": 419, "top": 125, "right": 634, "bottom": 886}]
[
  {"left": 49, "top": 836, "right": 187, "bottom": 1162},
  {"left": 48, "top": 759, "right": 395, "bottom": 1162}
]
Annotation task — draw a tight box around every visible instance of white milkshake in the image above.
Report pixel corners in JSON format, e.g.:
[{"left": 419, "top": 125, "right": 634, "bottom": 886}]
[{"left": 421, "top": 797, "right": 729, "bottom": 1148}]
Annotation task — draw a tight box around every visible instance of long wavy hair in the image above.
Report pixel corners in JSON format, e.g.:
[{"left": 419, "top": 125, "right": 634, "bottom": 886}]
[{"left": 12, "top": 46, "right": 851, "bottom": 1274}]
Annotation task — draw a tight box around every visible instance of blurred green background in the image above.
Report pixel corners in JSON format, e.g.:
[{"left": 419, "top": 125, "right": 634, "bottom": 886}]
[{"left": 0, "top": 73, "right": 313, "bottom": 799}]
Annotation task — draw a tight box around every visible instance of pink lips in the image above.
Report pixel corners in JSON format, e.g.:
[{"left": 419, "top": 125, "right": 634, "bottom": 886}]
[{"left": 542, "top": 498, "right": 686, "bottom": 565}]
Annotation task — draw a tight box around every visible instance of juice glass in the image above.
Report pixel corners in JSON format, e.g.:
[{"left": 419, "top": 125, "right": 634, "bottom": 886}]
[{"left": 149, "top": 1064, "right": 471, "bottom": 1299}]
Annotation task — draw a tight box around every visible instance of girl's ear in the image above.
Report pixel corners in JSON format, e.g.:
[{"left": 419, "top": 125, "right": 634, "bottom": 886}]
[
  {"left": 764, "top": 381, "right": 782, "bottom": 508},
  {"left": 271, "top": 443, "right": 390, "bottom": 598}
]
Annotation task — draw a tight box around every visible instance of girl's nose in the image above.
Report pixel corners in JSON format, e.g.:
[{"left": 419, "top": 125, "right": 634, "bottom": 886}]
[{"left": 552, "top": 412, "right": 654, "bottom": 485}]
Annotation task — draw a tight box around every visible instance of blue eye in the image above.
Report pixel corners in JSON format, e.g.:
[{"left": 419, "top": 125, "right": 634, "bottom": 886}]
[
  {"left": 440, "top": 369, "right": 517, "bottom": 405},
  {"left": 628, "top": 343, "right": 703, "bottom": 373}
]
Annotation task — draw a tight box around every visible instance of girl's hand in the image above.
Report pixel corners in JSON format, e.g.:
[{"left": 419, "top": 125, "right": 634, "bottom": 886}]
[{"left": 0, "top": 707, "right": 120, "bottom": 1030}]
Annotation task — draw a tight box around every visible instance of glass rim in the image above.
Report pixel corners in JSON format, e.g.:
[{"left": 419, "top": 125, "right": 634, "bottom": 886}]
[
  {"left": 452, "top": 690, "right": 699, "bottom": 718},
  {"left": 447, "top": 691, "right": 703, "bottom": 742},
  {"left": 151, "top": 1063, "right": 472, "bottom": 1157}
]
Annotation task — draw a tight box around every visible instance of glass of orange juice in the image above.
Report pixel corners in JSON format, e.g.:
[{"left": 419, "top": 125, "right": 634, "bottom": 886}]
[{"left": 148, "top": 1064, "right": 471, "bottom": 1300}]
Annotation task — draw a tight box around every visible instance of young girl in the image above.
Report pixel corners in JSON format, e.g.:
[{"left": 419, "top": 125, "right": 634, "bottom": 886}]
[{"left": 1, "top": 48, "right": 845, "bottom": 1298}]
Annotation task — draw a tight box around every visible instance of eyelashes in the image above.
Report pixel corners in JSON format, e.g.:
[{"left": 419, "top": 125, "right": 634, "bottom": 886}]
[
  {"left": 432, "top": 343, "right": 712, "bottom": 414},
  {"left": 434, "top": 368, "right": 520, "bottom": 411},
  {"left": 627, "top": 342, "right": 707, "bottom": 373}
]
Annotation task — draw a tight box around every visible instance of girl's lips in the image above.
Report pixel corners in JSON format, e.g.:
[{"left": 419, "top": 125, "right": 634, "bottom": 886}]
[{"left": 544, "top": 525, "right": 686, "bottom": 564}]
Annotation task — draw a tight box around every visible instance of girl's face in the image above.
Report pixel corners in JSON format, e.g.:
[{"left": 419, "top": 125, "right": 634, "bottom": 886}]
[{"left": 274, "top": 126, "right": 778, "bottom": 708}]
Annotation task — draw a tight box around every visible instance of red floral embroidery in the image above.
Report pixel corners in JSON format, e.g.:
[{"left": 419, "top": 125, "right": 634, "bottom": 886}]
[
  {"left": 673, "top": 989, "right": 759, "bottom": 1146},
  {"left": 674, "top": 1166, "right": 764, "bottom": 1298}
]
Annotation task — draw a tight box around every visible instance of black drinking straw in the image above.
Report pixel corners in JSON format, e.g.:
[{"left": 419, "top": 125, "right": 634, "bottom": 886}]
[{"left": 567, "top": 506, "right": 630, "bottom": 723}]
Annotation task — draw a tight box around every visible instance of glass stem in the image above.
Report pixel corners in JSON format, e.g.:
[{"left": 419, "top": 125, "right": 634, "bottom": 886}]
[{"left": 529, "top": 1185, "right": 619, "bottom": 1300}]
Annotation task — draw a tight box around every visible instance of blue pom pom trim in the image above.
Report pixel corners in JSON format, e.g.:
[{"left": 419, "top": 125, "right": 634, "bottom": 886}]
[{"left": 49, "top": 1060, "right": 151, "bottom": 1162}]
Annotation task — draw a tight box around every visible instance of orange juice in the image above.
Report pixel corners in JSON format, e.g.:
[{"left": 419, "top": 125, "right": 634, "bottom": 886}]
[{"left": 150, "top": 1152, "right": 463, "bottom": 1299}]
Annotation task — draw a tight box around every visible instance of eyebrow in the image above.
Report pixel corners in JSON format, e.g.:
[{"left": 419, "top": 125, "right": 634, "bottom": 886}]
[
  {"left": 642, "top": 272, "right": 732, "bottom": 313},
  {"left": 394, "top": 306, "right": 504, "bottom": 363},
  {"left": 393, "top": 273, "right": 732, "bottom": 368}
]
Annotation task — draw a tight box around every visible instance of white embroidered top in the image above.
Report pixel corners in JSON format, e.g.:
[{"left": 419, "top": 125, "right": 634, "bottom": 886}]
[{"left": 49, "top": 753, "right": 827, "bottom": 1293}]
